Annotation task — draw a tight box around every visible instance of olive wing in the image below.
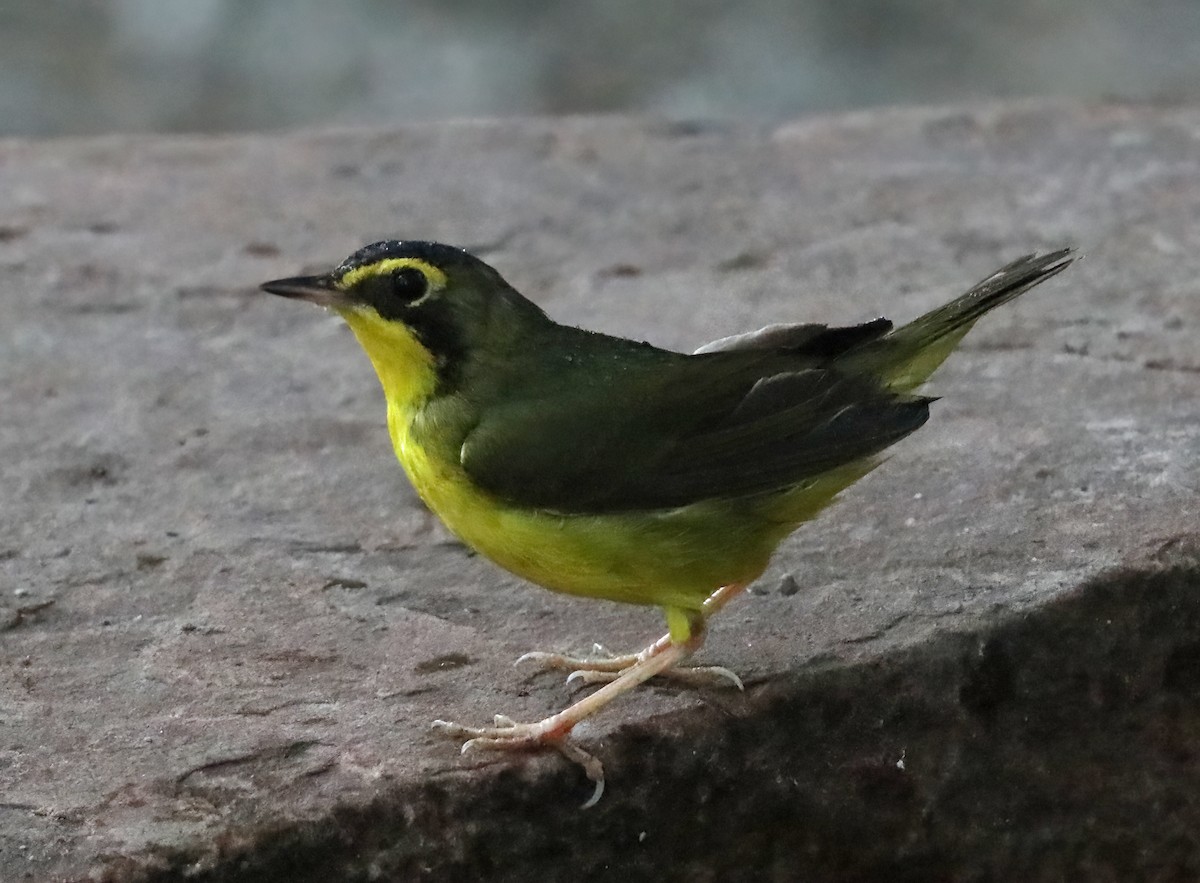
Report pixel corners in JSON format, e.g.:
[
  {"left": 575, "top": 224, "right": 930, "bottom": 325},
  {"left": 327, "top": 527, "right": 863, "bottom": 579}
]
[{"left": 459, "top": 356, "right": 930, "bottom": 514}]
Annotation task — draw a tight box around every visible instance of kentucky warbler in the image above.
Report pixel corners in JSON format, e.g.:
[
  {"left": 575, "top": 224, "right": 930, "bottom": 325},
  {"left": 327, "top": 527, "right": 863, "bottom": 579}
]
[{"left": 262, "top": 241, "right": 1073, "bottom": 801}]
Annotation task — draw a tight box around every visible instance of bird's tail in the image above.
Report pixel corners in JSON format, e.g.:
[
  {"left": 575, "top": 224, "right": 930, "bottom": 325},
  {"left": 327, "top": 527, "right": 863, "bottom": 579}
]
[{"left": 837, "top": 248, "right": 1075, "bottom": 392}]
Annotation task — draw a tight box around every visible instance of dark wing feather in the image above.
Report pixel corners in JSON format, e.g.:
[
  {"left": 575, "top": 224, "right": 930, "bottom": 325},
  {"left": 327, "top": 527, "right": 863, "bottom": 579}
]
[
  {"left": 460, "top": 351, "right": 929, "bottom": 514},
  {"left": 648, "top": 371, "right": 929, "bottom": 502}
]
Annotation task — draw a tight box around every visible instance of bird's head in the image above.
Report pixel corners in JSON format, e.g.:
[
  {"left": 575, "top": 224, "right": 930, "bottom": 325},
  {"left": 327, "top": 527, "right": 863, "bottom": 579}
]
[{"left": 261, "top": 240, "right": 547, "bottom": 400}]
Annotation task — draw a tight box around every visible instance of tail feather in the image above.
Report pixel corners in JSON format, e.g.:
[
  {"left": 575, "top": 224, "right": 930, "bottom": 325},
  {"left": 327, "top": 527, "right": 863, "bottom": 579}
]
[{"left": 839, "top": 248, "right": 1075, "bottom": 392}]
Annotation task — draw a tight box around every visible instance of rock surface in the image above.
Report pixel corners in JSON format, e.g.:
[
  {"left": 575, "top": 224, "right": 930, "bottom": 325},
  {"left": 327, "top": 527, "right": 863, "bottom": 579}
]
[{"left": 1, "top": 102, "right": 1198, "bottom": 881}]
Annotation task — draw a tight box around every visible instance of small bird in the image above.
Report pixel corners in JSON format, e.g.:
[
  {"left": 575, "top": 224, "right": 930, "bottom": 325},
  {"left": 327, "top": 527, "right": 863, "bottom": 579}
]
[{"left": 262, "top": 241, "right": 1072, "bottom": 804}]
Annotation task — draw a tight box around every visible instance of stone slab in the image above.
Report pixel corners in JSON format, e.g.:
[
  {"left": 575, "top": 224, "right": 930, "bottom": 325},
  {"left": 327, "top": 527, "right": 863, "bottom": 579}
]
[{"left": 0, "top": 102, "right": 1198, "bottom": 880}]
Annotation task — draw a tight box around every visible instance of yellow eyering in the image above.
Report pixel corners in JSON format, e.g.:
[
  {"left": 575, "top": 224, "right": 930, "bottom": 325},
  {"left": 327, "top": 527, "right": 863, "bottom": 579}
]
[{"left": 337, "top": 257, "right": 448, "bottom": 293}]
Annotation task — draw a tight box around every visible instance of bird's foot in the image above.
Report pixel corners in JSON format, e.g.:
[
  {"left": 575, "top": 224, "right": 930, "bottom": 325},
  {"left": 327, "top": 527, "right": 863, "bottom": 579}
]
[
  {"left": 431, "top": 713, "right": 605, "bottom": 807},
  {"left": 517, "top": 643, "right": 643, "bottom": 674},
  {"left": 516, "top": 584, "right": 753, "bottom": 692},
  {"left": 431, "top": 712, "right": 571, "bottom": 749},
  {"left": 517, "top": 642, "right": 744, "bottom": 690},
  {"left": 569, "top": 663, "right": 744, "bottom": 689},
  {"left": 434, "top": 636, "right": 704, "bottom": 808}
]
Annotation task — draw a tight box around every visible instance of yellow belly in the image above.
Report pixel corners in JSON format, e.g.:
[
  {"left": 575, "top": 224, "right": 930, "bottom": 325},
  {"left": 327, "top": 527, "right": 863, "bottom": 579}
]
[{"left": 390, "top": 409, "right": 871, "bottom": 613}]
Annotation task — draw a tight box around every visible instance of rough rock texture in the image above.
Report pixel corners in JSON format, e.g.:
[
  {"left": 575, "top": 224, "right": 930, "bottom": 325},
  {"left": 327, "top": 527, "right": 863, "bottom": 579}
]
[{"left": 1, "top": 102, "right": 1198, "bottom": 881}]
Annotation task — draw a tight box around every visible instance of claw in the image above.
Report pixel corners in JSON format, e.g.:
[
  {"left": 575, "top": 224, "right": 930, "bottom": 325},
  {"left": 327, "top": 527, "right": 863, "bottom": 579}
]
[
  {"left": 676, "top": 665, "right": 744, "bottom": 690},
  {"left": 566, "top": 669, "right": 601, "bottom": 687},
  {"left": 514, "top": 650, "right": 551, "bottom": 666},
  {"left": 582, "top": 778, "right": 605, "bottom": 810},
  {"left": 716, "top": 667, "right": 745, "bottom": 691},
  {"left": 430, "top": 719, "right": 465, "bottom": 737},
  {"left": 554, "top": 741, "right": 606, "bottom": 809}
]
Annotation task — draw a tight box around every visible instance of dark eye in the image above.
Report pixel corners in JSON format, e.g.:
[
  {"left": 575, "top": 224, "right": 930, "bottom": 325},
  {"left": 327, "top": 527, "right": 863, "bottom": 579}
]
[{"left": 391, "top": 267, "right": 428, "bottom": 304}]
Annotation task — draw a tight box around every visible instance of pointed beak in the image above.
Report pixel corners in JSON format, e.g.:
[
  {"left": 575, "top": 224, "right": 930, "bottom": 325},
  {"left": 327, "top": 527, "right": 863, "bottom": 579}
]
[{"left": 259, "top": 274, "right": 343, "bottom": 307}]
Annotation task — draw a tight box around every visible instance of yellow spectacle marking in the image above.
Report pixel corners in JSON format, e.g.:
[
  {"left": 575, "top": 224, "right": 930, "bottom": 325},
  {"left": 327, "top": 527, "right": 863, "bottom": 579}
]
[{"left": 337, "top": 257, "right": 448, "bottom": 292}]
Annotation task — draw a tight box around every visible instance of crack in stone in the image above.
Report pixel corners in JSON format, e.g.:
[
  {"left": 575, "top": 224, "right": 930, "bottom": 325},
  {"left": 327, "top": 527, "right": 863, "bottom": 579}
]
[{"left": 175, "top": 740, "right": 326, "bottom": 784}]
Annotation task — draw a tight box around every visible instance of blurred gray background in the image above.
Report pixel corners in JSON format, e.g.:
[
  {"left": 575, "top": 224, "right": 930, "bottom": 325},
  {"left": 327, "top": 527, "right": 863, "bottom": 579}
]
[{"left": 2, "top": 0, "right": 1197, "bottom": 137}]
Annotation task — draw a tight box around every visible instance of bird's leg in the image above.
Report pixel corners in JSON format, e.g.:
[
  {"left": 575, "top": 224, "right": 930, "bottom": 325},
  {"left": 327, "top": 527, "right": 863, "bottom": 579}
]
[
  {"left": 433, "top": 628, "right": 707, "bottom": 808},
  {"left": 518, "top": 582, "right": 750, "bottom": 688}
]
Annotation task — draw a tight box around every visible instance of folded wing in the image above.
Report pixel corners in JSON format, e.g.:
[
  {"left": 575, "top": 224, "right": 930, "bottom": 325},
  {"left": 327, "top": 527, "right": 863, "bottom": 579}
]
[{"left": 460, "top": 349, "right": 929, "bottom": 514}]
